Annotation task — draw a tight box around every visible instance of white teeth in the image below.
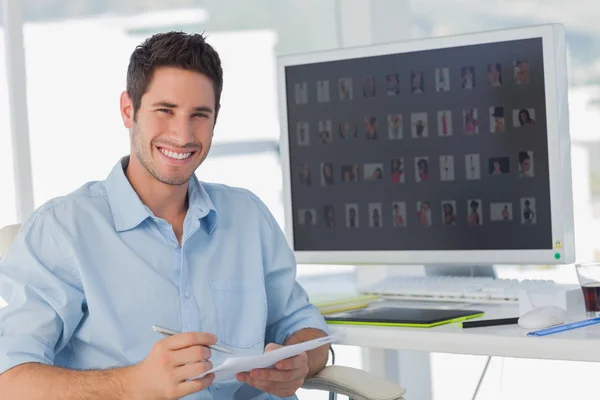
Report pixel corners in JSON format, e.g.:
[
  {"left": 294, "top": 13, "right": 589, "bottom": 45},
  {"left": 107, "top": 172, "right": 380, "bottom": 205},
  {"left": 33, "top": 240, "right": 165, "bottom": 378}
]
[{"left": 160, "top": 148, "right": 192, "bottom": 160}]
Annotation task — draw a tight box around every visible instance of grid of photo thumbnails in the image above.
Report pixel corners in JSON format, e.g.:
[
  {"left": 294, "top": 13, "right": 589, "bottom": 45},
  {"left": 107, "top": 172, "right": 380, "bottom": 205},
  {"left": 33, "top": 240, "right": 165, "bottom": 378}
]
[{"left": 291, "top": 59, "right": 541, "bottom": 231}]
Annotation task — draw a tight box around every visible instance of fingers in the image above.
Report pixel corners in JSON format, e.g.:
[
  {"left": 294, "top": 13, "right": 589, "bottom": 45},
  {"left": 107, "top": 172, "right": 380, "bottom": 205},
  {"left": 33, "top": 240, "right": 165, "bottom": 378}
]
[
  {"left": 264, "top": 343, "right": 283, "bottom": 352},
  {"left": 171, "top": 345, "right": 211, "bottom": 366},
  {"left": 240, "top": 361, "right": 309, "bottom": 383},
  {"left": 237, "top": 373, "right": 302, "bottom": 398},
  {"left": 239, "top": 369, "right": 298, "bottom": 383},
  {"left": 163, "top": 332, "right": 217, "bottom": 351},
  {"left": 275, "top": 352, "right": 307, "bottom": 371},
  {"left": 175, "top": 360, "right": 214, "bottom": 382},
  {"left": 175, "top": 373, "right": 215, "bottom": 398}
]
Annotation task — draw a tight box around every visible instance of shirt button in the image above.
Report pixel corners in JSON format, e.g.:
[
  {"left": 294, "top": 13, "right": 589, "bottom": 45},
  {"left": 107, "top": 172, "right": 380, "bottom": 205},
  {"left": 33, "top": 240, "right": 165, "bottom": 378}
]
[
  {"left": 215, "top": 383, "right": 220, "bottom": 389},
  {"left": 184, "top": 292, "right": 190, "bottom": 298}
]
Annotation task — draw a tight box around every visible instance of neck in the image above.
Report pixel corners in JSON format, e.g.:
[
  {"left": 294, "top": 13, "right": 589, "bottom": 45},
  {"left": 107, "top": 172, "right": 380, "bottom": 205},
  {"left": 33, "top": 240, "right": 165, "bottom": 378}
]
[{"left": 125, "top": 155, "right": 189, "bottom": 222}]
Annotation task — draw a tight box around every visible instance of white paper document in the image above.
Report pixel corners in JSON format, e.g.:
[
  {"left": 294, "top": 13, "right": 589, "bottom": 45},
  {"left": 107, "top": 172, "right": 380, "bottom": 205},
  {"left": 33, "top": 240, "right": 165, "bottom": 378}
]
[{"left": 194, "top": 333, "right": 346, "bottom": 383}]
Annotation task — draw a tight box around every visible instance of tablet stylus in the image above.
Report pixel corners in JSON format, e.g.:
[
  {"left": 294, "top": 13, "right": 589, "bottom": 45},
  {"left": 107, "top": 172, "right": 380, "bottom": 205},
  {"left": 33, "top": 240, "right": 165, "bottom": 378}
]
[{"left": 461, "top": 317, "right": 519, "bottom": 328}]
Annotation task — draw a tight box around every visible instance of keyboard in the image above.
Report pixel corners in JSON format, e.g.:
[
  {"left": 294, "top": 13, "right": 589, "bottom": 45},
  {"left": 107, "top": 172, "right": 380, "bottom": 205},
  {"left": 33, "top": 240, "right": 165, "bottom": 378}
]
[{"left": 358, "top": 276, "right": 557, "bottom": 304}]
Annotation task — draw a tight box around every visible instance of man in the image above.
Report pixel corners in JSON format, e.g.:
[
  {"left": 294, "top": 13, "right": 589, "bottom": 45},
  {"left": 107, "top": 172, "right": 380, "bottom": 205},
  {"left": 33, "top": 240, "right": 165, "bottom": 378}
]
[{"left": 0, "top": 31, "right": 329, "bottom": 399}]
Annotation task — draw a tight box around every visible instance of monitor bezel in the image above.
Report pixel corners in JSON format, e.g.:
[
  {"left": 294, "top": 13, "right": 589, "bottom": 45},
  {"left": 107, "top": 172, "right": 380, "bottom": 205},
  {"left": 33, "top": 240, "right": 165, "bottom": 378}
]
[{"left": 277, "top": 24, "right": 575, "bottom": 265}]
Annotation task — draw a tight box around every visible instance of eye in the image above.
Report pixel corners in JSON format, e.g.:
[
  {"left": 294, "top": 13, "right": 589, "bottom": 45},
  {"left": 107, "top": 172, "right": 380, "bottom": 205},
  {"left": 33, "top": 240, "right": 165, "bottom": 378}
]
[
  {"left": 193, "top": 113, "right": 209, "bottom": 119},
  {"left": 157, "top": 108, "right": 173, "bottom": 115}
]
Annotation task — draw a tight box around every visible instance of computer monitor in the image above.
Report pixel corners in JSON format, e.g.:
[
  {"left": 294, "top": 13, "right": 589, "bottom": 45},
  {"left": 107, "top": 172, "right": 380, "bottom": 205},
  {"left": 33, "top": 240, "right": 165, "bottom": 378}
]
[{"left": 276, "top": 24, "right": 575, "bottom": 266}]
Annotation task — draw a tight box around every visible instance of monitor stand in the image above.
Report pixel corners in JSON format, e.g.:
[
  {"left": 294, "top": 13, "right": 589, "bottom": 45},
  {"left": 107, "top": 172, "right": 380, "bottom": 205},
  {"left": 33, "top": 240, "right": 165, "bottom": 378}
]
[
  {"left": 424, "top": 264, "right": 497, "bottom": 278},
  {"left": 354, "top": 263, "right": 497, "bottom": 287}
]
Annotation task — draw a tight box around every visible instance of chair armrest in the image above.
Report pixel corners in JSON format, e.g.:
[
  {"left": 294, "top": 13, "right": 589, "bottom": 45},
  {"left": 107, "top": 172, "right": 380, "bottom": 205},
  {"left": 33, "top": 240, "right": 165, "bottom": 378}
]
[{"left": 302, "top": 365, "right": 406, "bottom": 400}]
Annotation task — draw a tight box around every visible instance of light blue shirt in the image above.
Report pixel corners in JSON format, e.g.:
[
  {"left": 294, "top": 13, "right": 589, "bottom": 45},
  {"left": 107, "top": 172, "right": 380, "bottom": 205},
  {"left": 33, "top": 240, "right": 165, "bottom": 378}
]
[{"left": 0, "top": 157, "right": 329, "bottom": 399}]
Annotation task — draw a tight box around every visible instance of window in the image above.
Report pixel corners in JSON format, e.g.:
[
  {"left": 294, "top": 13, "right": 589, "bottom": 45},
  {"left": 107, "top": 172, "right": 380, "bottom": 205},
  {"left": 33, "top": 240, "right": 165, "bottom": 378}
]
[
  {"left": 0, "top": 28, "right": 18, "bottom": 233},
  {"left": 14, "top": 2, "right": 338, "bottom": 212}
]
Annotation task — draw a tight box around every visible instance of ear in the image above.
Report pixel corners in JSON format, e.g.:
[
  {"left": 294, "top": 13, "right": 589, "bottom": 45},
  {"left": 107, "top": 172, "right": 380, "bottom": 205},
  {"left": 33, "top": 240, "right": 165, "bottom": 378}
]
[{"left": 120, "top": 91, "right": 134, "bottom": 129}]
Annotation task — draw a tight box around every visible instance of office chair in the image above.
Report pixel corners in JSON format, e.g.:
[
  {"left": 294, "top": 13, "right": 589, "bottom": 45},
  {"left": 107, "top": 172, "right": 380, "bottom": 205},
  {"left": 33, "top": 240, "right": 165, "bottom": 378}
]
[
  {"left": 0, "top": 223, "right": 406, "bottom": 400},
  {"left": 0, "top": 224, "right": 21, "bottom": 259}
]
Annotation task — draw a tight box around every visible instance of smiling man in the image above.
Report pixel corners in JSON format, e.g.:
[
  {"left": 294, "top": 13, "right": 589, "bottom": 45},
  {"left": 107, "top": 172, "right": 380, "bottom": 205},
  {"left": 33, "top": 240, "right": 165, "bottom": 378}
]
[{"left": 0, "top": 32, "right": 330, "bottom": 399}]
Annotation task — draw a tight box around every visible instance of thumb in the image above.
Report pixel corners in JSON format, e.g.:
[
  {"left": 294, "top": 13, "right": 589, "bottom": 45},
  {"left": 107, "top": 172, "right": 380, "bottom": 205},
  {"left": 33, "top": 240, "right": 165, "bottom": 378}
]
[{"left": 264, "top": 343, "right": 284, "bottom": 352}]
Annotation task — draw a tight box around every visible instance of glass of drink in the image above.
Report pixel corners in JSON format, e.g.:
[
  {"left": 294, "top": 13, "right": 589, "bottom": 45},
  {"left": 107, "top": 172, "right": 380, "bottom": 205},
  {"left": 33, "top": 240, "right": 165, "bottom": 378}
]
[{"left": 575, "top": 262, "right": 600, "bottom": 317}]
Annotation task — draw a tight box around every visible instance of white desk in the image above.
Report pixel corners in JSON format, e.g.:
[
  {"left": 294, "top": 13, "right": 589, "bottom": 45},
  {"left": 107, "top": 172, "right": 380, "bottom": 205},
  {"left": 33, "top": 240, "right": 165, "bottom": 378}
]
[
  {"left": 299, "top": 272, "right": 597, "bottom": 398},
  {"left": 328, "top": 301, "right": 600, "bottom": 362},
  {"left": 322, "top": 299, "right": 600, "bottom": 400}
]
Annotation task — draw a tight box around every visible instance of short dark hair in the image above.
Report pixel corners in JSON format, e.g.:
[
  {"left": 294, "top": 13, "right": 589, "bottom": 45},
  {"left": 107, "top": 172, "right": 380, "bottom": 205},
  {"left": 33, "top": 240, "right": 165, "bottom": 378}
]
[{"left": 126, "top": 31, "right": 223, "bottom": 119}]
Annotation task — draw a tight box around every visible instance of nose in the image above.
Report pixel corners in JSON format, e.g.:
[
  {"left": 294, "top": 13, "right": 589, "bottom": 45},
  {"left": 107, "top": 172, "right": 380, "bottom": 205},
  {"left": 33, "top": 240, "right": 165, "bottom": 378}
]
[{"left": 168, "top": 116, "right": 194, "bottom": 145}]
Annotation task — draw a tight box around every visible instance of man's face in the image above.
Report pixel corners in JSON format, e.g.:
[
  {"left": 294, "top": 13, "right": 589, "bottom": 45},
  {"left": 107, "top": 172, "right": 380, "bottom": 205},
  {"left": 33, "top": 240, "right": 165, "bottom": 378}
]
[
  {"left": 121, "top": 67, "right": 218, "bottom": 186},
  {"left": 521, "top": 159, "right": 530, "bottom": 172}
]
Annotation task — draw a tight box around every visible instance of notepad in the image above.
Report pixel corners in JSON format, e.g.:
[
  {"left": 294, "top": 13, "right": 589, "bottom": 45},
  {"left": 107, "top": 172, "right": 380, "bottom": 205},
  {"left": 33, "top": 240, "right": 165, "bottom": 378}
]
[
  {"left": 193, "top": 333, "right": 345, "bottom": 382},
  {"left": 311, "top": 294, "right": 379, "bottom": 315}
]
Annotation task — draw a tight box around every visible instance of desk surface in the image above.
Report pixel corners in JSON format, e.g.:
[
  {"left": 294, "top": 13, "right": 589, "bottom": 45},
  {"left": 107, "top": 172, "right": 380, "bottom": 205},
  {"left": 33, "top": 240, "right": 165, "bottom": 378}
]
[{"left": 328, "top": 300, "right": 600, "bottom": 363}]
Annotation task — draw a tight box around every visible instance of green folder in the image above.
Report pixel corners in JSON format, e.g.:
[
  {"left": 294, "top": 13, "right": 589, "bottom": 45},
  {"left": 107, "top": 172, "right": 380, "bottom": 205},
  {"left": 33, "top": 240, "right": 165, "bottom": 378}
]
[{"left": 325, "top": 306, "right": 484, "bottom": 328}]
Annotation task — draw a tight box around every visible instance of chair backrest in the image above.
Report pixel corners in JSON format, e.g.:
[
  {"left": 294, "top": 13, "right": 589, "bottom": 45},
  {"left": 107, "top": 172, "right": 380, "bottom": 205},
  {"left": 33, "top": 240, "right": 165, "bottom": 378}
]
[{"left": 0, "top": 224, "right": 22, "bottom": 258}]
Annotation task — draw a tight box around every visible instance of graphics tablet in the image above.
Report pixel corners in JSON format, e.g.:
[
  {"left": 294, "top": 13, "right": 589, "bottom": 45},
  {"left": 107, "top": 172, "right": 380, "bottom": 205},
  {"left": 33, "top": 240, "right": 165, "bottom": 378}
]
[{"left": 325, "top": 306, "right": 484, "bottom": 328}]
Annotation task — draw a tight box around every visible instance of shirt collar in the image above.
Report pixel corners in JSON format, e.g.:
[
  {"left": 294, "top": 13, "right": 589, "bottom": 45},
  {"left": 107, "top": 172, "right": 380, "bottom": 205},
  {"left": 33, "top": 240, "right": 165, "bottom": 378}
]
[
  {"left": 187, "top": 171, "right": 218, "bottom": 234},
  {"left": 105, "top": 156, "right": 217, "bottom": 233}
]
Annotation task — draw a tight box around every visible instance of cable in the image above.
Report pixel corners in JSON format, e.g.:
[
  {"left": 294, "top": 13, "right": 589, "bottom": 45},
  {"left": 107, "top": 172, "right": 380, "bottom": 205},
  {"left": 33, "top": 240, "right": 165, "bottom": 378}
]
[
  {"left": 328, "top": 345, "right": 336, "bottom": 365},
  {"left": 471, "top": 356, "right": 492, "bottom": 400}
]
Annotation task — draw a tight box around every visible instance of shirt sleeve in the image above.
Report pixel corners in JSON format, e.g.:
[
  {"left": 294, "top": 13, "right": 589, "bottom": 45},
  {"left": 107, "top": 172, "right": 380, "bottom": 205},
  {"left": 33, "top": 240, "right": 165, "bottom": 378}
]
[
  {"left": 0, "top": 212, "right": 85, "bottom": 374},
  {"left": 255, "top": 203, "right": 330, "bottom": 345}
]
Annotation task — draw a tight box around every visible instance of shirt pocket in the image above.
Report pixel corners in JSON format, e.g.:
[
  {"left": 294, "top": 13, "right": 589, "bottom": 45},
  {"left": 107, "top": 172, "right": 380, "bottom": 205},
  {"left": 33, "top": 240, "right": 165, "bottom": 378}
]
[{"left": 209, "top": 278, "right": 268, "bottom": 349}]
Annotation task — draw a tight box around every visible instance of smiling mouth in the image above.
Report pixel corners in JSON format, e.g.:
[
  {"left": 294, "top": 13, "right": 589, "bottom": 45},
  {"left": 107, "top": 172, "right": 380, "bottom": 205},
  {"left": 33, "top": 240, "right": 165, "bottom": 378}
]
[{"left": 156, "top": 147, "right": 196, "bottom": 160}]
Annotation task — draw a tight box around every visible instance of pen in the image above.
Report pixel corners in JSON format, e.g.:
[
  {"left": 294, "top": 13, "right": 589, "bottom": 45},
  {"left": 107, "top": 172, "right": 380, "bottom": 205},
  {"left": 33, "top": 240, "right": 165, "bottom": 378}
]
[
  {"left": 152, "top": 325, "right": 235, "bottom": 354},
  {"left": 461, "top": 317, "right": 519, "bottom": 329},
  {"left": 527, "top": 317, "right": 600, "bottom": 337}
]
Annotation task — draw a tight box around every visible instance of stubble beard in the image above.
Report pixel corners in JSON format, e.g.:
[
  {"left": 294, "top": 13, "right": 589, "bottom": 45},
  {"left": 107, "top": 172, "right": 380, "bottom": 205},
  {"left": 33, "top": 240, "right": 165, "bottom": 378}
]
[{"left": 131, "top": 124, "right": 198, "bottom": 186}]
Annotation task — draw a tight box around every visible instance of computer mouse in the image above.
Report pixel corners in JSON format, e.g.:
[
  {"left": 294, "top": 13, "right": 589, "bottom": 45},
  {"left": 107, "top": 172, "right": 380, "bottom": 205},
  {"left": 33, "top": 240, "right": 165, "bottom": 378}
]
[{"left": 518, "top": 305, "right": 567, "bottom": 330}]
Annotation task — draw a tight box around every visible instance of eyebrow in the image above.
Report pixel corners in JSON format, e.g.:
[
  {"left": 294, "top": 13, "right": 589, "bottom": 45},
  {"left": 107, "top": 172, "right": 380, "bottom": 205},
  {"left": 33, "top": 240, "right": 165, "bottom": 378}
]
[{"left": 152, "top": 101, "right": 213, "bottom": 114}]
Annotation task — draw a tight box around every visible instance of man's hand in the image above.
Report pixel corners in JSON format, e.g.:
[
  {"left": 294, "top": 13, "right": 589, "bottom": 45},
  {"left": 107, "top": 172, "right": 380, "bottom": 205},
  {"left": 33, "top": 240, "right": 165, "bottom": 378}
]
[
  {"left": 236, "top": 343, "right": 309, "bottom": 398},
  {"left": 130, "top": 332, "right": 217, "bottom": 400}
]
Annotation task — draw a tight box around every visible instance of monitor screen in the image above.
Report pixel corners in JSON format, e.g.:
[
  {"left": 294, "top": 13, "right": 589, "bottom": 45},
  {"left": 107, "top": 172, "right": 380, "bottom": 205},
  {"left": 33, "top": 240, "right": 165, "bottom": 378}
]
[{"left": 277, "top": 24, "right": 575, "bottom": 265}]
